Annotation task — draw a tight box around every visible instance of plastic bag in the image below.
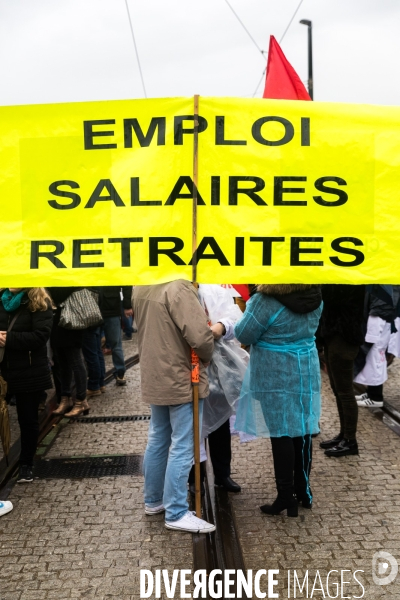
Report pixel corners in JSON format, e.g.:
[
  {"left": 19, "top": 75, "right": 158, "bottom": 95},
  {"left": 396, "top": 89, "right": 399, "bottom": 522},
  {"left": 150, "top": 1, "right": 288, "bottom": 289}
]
[
  {"left": 202, "top": 338, "right": 249, "bottom": 437},
  {"left": 197, "top": 284, "right": 249, "bottom": 437},
  {"left": 202, "top": 361, "right": 233, "bottom": 438}
]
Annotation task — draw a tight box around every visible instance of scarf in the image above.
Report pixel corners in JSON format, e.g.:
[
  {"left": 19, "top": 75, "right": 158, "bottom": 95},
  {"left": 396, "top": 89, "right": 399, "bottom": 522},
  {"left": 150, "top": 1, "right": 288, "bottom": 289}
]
[{"left": 1, "top": 289, "right": 26, "bottom": 312}]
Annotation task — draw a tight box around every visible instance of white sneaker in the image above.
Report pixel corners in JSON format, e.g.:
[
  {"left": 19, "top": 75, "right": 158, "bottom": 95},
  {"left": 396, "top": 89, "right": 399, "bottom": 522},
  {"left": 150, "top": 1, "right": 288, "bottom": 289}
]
[
  {"left": 165, "top": 511, "right": 216, "bottom": 533},
  {"left": 356, "top": 393, "right": 383, "bottom": 408},
  {"left": 145, "top": 504, "right": 165, "bottom": 515},
  {"left": 0, "top": 501, "right": 13, "bottom": 517}
]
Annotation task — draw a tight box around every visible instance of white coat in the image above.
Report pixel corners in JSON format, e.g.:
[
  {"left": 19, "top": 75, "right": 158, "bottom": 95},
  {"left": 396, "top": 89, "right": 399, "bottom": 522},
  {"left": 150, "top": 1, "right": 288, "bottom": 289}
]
[{"left": 354, "top": 316, "right": 391, "bottom": 386}]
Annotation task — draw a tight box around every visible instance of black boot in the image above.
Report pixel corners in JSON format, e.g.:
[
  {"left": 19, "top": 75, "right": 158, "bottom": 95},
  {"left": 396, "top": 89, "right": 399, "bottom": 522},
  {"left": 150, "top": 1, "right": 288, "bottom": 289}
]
[
  {"left": 293, "top": 436, "right": 313, "bottom": 509},
  {"left": 188, "top": 462, "right": 206, "bottom": 496},
  {"left": 296, "top": 487, "right": 313, "bottom": 509},
  {"left": 214, "top": 476, "right": 241, "bottom": 493},
  {"left": 319, "top": 433, "right": 343, "bottom": 449},
  {"left": 324, "top": 438, "right": 358, "bottom": 457},
  {"left": 260, "top": 480, "right": 298, "bottom": 517},
  {"left": 261, "top": 438, "right": 298, "bottom": 517},
  {"left": 189, "top": 482, "right": 205, "bottom": 497}
]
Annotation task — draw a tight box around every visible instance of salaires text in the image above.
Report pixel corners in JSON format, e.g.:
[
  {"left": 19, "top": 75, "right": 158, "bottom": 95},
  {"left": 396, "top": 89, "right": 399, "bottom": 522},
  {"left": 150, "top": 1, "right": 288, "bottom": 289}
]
[{"left": 48, "top": 176, "right": 348, "bottom": 209}]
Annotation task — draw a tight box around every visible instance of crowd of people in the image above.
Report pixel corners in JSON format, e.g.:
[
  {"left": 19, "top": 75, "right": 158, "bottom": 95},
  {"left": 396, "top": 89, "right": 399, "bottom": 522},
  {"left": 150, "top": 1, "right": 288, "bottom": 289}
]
[
  {"left": 0, "top": 283, "right": 399, "bottom": 532},
  {"left": 133, "top": 282, "right": 400, "bottom": 533},
  {"left": 0, "top": 286, "right": 133, "bottom": 484}
]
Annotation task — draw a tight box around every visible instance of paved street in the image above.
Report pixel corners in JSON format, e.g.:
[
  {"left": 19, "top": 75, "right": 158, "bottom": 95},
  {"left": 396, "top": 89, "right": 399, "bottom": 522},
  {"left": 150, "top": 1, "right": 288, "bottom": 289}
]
[
  {"left": 0, "top": 336, "right": 193, "bottom": 600},
  {"left": 1, "top": 344, "right": 400, "bottom": 598},
  {"left": 230, "top": 361, "right": 400, "bottom": 599}
]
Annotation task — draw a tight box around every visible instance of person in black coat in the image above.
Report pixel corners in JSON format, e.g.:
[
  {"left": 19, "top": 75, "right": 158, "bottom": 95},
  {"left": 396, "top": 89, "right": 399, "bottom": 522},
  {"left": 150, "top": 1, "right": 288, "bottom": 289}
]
[
  {"left": 47, "top": 287, "right": 89, "bottom": 418},
  {"left": 0, "top": 287, "right": 53, "bottom": 483},
  {"left": 319, "top": 284, "right": 365, "bottom": 457},
  {"left": 354, "top": 287, "right": 397, "bottom": 407}
]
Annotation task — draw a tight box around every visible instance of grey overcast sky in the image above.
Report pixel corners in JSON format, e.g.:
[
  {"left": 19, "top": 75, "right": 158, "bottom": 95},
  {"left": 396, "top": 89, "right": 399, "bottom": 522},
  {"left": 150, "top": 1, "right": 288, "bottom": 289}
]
[{"left": 0, "top": 0, "right": 399, "bottom": 106}]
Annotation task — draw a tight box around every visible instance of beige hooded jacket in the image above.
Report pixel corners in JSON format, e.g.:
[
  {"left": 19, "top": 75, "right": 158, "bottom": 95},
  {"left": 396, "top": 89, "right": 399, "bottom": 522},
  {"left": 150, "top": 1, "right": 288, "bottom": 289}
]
[{"left": 132, "top": 280, "right": 214, "bottom": 405}]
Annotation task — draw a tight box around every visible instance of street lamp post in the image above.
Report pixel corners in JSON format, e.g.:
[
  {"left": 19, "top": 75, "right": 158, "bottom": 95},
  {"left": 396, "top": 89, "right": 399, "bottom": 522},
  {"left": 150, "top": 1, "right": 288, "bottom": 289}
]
[{"left": 300, "top": 19, "right": 313, "bottom": 99}]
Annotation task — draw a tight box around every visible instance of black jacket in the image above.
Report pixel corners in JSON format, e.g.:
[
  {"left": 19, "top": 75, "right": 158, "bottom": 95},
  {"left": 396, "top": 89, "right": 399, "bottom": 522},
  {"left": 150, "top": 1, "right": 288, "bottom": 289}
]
[
  {"left": 96, "top": 287, "right": 133, "bottom": 319},
  {"left": 0, "top": 291, "right": 53, "bottom": 394},
  {"left": 368, "top": 293, "right": 396, "bottom": 323},
  {"left": 320, "top": 284, "right": 365, "bottom": 346}
]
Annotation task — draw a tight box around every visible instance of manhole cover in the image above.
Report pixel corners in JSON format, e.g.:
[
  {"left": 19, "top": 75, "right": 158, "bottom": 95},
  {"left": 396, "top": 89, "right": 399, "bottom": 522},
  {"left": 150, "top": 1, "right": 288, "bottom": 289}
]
[
  {"left": 69, "top": 415, "right": 151, "bottom": 423},
  {"left": 35, "top": 455, "right": 143, "bottom": 479}
]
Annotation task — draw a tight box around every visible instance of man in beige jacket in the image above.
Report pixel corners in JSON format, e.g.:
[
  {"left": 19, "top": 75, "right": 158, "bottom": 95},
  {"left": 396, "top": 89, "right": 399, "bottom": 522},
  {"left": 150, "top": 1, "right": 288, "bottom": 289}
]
[{"left": 132, "top": 280, "right": 215, "bottom": 533}]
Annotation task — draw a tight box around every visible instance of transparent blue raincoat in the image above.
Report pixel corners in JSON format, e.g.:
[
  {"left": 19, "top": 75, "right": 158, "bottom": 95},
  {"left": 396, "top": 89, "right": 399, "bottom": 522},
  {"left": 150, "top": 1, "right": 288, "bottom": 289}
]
[{"left": 234, "top": 293, "right": 322, "bottom": 438}]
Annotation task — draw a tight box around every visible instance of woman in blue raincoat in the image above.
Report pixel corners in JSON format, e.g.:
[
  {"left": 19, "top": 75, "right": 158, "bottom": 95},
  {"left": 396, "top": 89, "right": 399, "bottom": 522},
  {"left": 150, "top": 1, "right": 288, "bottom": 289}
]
[{"left": 234, "top": 284, "right": 322, "bottom": 517}]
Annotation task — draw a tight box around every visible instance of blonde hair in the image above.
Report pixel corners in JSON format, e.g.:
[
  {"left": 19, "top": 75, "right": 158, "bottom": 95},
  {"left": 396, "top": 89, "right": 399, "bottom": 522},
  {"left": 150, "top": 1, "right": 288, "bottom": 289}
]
[
  {"left": 27, "top": 288, "right": 55, "bottom": 312},
  {"left": 0, "top": 288, "right": 54, "bottom": 312}
]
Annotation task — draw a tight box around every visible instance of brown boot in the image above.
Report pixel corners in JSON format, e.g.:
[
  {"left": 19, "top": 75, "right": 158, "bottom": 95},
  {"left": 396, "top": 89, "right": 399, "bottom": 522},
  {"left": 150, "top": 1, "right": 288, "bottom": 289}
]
[
  {"left": 53, "top": 396, "right": 73, "bottom": 416},
  {"left": 64, "top": 399, "right": 90, "bottom": 418},
  {"left": 86, "top": 389, "right": 101, "bottom": 398}
]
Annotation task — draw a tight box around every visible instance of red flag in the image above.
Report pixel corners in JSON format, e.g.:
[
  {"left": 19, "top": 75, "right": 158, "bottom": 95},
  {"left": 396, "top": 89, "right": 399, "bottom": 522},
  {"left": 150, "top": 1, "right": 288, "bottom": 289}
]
[
  {"left": 263, "top": 35, "right": 311, "bottom": 100},
  {"left": 231, "top": 285, "right": 250, "bottom": 301},
  {"left": 231, "top": 39, "right": 309, "bottom": 304}
]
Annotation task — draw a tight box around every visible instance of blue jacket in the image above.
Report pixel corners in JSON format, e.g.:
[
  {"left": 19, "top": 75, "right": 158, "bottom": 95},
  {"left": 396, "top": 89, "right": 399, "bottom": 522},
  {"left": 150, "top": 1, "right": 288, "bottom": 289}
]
[{"left": 234, "top": 291, "right": 322, "bottom": 438}]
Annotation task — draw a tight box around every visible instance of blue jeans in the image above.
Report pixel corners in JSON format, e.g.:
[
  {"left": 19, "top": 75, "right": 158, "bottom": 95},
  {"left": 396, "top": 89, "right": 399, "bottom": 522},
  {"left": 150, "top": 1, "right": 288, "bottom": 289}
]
[
  {"left": 121, "top": 305, "right": 134, "bottom": 338},
  {"left": 143, "top": 399, "right": 204, "bottom": 522},
  {"left": 82, "top": 326, "right": 105, "bottom": 391},
  {"left": 103, "top": 316, "right": 125, "bottom": 378}
]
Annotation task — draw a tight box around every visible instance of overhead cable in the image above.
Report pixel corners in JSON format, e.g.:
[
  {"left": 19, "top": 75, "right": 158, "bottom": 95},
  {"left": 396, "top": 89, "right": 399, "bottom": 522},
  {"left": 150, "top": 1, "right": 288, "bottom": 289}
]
[
  {"left": 252, "top": 0, "right": 305, "bottom": 97},
  {"left": 223, "top": 0, "right": 266, "bottom": 60},
  {"left": 124, "top": 0, "right": 147, "bottom": 98},
  {"left": 279, "top": 0, "right": 305, "bottom": 45}
]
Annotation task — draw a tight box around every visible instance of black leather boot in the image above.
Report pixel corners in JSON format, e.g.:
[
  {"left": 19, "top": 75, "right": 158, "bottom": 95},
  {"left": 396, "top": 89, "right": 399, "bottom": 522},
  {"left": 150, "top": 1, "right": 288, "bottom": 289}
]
[
  {"left": 293, "top": 435, "right": 313, "bottom": 509},
  {"left": 260, "top": 481, "right": 298, "bottom": 517},
  {"left": 295, "top": 486, "right": 313, "bottom": 509},
  {"left": 189, "top": 482, "right": 205, "bottom": 497},
  {"left": 262, "top": 438, "right": 298, "bottom": 517},
  {"left": 188, "top": 462, "right": 205, "bottom": 496},
  {"left": 319, "top": 433, "right": 343, "bottom": 449},
  {"left": 324, "top": 438, "right": 358, "bottom": 457},
  {"left": 214, "top": 476, "right": 241, "bottom": 493}
]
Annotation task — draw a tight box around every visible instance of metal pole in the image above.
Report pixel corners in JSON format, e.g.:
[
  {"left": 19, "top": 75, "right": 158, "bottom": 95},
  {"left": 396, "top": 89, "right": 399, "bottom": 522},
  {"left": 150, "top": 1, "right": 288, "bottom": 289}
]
[
  {"left": 300, "top": 19, "right": 313, "bottom": 99},
  {"left": 192, "top": 95, "right": 199, "bottom": 284},
  {"left": 192, "top": 94, "right": 202, "bottom": 518},
  {"left": 307, "top": 22, "right": 313, "bottom": 100}
]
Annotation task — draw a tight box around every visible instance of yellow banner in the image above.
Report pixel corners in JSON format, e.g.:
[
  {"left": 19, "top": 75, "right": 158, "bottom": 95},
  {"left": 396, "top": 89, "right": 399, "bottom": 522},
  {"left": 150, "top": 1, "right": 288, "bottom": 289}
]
[{"left": 1, "top": 96, "right": 400, "bottom": 285}]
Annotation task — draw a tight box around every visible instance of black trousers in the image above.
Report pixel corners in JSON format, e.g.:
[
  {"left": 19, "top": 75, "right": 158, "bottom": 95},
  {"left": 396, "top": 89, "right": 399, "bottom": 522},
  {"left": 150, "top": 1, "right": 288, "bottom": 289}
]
[
  {"left": 58, "top": 347, "right": 87, "bottom": 401},
  {"left": 188, "top": 419, "right": 232, "bottom": 483},
  {"left": 209, "top": 418, "right": 231, "bottom": 479},
  {"left": 15, "top": 391, "right": 46, "bottom": 466},
  {"left": 270, "top": 435, "right": 313, "bottom": 497},
  {"left": 324, "top": 334, "right": 359, "bottom": 439},
  {"left": 368, "top": 384, "right": 383, "bottom": 402}
]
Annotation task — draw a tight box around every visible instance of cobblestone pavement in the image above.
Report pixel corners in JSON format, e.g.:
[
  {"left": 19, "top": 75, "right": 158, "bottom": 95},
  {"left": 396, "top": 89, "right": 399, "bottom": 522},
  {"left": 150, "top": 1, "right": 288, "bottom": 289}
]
[
  {"left": 2, "top": 338, "right": 400, "bottom": 598},
  {"left": 382, "top": 358, "right": 400, "bottom": 414},
  {"left": 230, "top": 363, "right": 400, "bottom": 598},
  {"left": 0, "top": 335, "right": 193, "bottom": 600},
  {"left": 0, "top": 336, "right": 139, "bottom": 462}
]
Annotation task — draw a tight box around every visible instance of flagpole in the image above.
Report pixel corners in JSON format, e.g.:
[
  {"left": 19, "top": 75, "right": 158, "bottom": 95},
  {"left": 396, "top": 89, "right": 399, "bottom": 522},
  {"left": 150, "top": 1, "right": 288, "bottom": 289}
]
[
  {"left": 192, "top": 94, "right": 199, "bottom": 284},
  {"left": 192, "top": 94, "right": 202, "bottom": 518}
]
